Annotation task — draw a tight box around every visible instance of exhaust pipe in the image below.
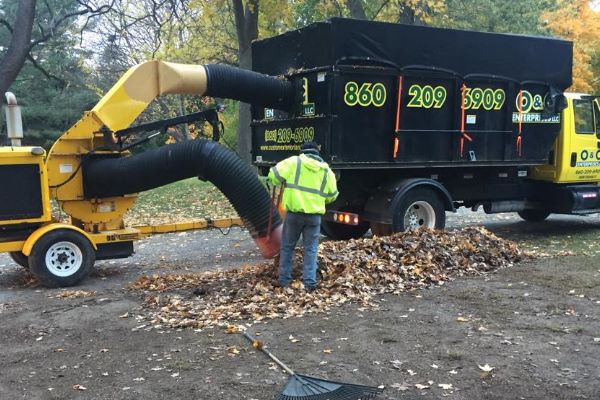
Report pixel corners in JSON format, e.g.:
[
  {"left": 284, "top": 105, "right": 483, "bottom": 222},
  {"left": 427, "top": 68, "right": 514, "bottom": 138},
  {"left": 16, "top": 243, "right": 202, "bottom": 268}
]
[{"left": 4, "top": 92, "right": 23, "bottom": 146}]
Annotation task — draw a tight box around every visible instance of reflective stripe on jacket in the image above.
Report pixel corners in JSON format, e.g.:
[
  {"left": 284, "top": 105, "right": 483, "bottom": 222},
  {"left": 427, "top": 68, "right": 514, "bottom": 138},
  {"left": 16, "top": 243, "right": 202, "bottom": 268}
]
[{"left": 268, "top": 154, "right": 338, "bottom": 215}]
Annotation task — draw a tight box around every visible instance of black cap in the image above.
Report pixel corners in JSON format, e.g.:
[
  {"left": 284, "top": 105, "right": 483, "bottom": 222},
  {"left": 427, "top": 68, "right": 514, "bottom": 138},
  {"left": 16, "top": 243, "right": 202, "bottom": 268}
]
[{"left": 300, "top": 141, "right": 320, "bottom": 156}]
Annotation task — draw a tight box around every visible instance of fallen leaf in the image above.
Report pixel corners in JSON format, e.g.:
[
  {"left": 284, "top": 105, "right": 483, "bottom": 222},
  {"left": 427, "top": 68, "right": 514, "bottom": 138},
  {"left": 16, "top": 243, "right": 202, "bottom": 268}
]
[
  {"left": 225, "top": 325, "right": 238, "bottom": 334},
  {"left": 391, "top": 383, "right": 409, "bottom": 391},
  {"left": 288, "top": 335, "right": 300, "bottom": 343},
  {"left": 478, "top": 364, "right": 494, "bottom": 372},
  {"left": 252, "top": 340, "right": 263, "bottom": 350}
]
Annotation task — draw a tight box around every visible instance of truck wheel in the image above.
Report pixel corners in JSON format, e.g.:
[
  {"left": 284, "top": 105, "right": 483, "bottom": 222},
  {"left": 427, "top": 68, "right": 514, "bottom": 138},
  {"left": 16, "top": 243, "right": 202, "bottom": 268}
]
[
  {"left": 518, "top": 210, "right": 550, "bottom": 222},
  {"left": 28, "top": 229, "right": 95, "bottom": 288},
  {"left": 9, "top": 252, "right": 29, "bottom": 269},
  {"left": 393, "top": 188, "right": 445, "bottom": 231},
  {"left": 321, "top": 212, "right": 370, "bottom": 240}
]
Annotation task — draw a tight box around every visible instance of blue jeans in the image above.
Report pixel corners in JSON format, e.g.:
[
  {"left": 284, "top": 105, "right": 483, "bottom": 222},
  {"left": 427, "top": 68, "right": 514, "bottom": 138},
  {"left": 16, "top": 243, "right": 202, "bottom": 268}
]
[{"left": 279, "top": 212, "right": 321, "bottom": 289}]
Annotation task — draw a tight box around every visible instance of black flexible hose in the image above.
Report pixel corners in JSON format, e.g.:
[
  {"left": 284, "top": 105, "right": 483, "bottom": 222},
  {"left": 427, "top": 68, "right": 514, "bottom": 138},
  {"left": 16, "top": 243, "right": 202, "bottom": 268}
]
[
  {"left": 204, "top": 64, "right": 294, "bottom": 110},
  {"left": 83, "top": 140, "right": 280, "bottom": 238}
]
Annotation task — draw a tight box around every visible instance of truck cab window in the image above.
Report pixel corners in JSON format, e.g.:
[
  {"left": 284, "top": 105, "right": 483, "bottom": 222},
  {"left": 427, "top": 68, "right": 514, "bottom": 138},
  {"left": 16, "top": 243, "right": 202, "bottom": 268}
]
[
  {"left": 573, "top": 100, "right": 595, "bottom": 134},
  {"left": 595, "top": 100, "right": 600, "bottom": 133}
]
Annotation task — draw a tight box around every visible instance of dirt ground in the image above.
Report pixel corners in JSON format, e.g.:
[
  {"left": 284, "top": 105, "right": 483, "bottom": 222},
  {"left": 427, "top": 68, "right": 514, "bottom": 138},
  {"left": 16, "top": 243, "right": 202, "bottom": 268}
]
[{"left": 1, "top": 211, "right": 599, "bottom": 399}]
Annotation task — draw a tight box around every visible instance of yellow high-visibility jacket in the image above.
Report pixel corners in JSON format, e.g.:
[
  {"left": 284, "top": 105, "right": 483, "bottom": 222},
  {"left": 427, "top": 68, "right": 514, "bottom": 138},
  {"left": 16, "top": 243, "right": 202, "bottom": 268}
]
[{"left": 268, "top": 154, "right": 338, "bottom": 215}]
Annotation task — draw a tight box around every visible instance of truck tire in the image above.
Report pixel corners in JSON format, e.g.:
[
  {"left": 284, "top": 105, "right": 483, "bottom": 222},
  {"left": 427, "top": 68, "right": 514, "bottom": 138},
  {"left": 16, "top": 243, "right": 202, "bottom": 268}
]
[
  {"left": 9, "top": 252, "right": 29, "bottom": 269},
  {"left": 392, "top": 187, "right": 445, "bottom": 231},
  {"left": 518, "top": 209, "right": 550, "bottom": 222},
  {"left": 321, "top": 208, "right": 370, "bottom": 240},
  {"left": 28, "top": 229, "right": 95, "bottom": 288}
]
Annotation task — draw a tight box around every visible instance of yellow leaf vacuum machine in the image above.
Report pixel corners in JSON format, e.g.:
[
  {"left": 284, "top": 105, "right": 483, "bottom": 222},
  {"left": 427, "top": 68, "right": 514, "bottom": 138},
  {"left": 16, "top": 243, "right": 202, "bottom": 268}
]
[{"left": 0, "top": 61, "right": 294, "bottom": 287}]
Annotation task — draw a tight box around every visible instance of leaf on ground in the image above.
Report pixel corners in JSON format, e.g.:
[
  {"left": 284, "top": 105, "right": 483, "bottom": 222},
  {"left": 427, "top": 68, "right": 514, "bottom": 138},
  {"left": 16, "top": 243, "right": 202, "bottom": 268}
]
[
  {"left": 478, "top": 364, "right": 494, "bottom": 372},
  {"left": 391, "top": 383, "right": 409, "bottom": 391}
]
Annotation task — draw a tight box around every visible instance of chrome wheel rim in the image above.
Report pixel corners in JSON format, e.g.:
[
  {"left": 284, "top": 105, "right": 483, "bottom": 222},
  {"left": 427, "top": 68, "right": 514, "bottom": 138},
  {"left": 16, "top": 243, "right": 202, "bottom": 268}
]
[
  {"left": 403, "top": 201, "right": 436, "bottom": 230},
  {"left": 45, "top": 241, "right": 82, "bottom": 277}
]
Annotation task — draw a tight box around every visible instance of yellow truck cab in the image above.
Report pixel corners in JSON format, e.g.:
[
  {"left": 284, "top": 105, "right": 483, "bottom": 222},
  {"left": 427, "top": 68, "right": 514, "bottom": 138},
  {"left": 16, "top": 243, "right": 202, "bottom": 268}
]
[{"left": 533, "top": 94, "right": 600, "bottom": 183}]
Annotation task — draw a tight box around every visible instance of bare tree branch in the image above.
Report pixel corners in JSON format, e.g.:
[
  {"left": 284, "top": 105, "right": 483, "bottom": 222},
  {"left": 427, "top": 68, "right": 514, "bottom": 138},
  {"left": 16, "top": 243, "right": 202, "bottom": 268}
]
[{"left": 26, "top": 54, "right": 67, "bottom": 88}]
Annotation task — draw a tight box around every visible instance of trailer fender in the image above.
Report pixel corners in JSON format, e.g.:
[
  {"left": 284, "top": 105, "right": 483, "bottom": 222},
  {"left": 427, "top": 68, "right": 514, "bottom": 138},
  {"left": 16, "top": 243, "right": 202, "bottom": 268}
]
[
  {"left": 363, "top": 178, "right": 455, "bottom": 224},
  {"left": 21, "top": 224, "right": 97, "bottom": 256}
]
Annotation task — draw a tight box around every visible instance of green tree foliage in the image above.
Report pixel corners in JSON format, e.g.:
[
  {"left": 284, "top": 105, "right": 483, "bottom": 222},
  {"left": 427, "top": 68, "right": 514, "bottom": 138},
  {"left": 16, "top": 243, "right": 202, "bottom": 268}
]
[
  {"left": 0, "top": 0, "right": 101, "bottom": 147},
  {"left": 435, "top": 0, "right": 557, "bottom": 34}
]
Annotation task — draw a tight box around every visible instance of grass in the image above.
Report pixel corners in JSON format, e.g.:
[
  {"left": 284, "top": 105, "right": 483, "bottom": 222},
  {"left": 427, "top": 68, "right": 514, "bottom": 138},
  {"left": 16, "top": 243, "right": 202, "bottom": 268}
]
[{"left": 124, "top": 178, "right": 237, "bottom": 226}]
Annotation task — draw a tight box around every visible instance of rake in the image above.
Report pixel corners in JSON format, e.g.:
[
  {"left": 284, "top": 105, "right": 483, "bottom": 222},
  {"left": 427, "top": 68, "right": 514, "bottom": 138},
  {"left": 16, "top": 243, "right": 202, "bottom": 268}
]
[{"left": 242, "top": 331, "right": 384, "bottom": 400}]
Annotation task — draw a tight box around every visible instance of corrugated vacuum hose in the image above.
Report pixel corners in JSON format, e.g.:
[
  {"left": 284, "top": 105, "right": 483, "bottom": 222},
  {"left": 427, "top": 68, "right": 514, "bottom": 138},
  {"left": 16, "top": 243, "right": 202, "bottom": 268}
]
[{"left": 83, "top": 139, "right": 282, "bottom": 258}]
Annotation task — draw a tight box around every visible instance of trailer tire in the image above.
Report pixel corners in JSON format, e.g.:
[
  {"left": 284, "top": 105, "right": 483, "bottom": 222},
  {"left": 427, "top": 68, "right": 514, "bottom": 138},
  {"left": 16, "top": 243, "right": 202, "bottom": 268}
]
[
  {"left": 321, "top": 209, "right": 370, "bottom": 240},
  {"left": 392, "top": 188, "right": 445, "bottom": 232},
  {"left": 517, "top": 210, "right": 550, "bottom": 222},
  {"left": 9, "top": 252, "right": 29, "bottom": 269},
  {"left": 29, "top": 229, "right": 95, "bottom": 288}
]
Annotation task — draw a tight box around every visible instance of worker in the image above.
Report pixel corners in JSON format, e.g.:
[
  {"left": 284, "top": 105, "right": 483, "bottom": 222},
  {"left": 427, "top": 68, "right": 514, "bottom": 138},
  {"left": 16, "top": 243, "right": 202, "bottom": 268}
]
[{"left": 268, "top": 142, "right": 338, "bottom": 292}]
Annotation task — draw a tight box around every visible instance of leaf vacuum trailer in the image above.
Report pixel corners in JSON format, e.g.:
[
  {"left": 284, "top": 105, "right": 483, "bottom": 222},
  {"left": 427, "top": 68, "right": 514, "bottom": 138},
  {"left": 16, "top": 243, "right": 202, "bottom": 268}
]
[{"left": 0, "top": 61, "right": 295, "bottom": 287}]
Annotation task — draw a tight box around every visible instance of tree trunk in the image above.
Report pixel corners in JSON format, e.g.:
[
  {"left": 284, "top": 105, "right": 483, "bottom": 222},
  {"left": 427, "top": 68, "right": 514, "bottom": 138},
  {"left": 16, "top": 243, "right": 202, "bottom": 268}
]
[
  {"left": 346, "top": 0, "right": 367, "bottom": 19},
  {"left": 232, "top": 0, "right": 259, "bottom": 163},
  {"left": 0, "top": 0, "right": 37, "bottom": 96}
]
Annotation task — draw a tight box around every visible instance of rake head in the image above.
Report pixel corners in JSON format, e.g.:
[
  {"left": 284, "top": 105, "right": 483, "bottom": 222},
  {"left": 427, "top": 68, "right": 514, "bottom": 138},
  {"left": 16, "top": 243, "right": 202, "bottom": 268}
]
[{"left": 275, "top": 374, "right": 383, "bottom": 400}]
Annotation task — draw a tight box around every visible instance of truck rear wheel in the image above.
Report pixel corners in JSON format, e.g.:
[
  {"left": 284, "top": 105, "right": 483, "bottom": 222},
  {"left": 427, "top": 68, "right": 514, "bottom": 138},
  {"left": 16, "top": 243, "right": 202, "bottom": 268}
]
[
  {"left": 9, "top": 251, "right": 29, "bottom": 269},
  {"left": 28, "top": 229, "right": 95, "bottom": 288},
  {"left": 393, "top": 188, "right": 445, "bottom": 231},
  {"left": 518, "top": 209, "right": 550, "bottom": 222}
]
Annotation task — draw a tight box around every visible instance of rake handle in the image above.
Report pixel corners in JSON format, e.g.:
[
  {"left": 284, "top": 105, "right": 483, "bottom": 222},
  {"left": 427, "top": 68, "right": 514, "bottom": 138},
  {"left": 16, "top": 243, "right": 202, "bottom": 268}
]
[{"left": 242, "top": 331, "right": 295, "bottom": 376}]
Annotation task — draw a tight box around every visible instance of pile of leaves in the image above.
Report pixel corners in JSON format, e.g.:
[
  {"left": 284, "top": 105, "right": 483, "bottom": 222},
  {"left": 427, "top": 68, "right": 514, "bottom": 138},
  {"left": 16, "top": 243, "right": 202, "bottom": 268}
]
[{"left": 129, "top": 227, "right": 522, "bottom": 329}]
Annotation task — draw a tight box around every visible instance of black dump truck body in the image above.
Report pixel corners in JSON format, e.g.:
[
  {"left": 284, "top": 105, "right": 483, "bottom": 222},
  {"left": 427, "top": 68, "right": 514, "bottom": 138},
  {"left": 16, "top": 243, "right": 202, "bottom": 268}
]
[
  {"left": 250, "top": 18, "right": 581, "bottom": 238},
  {"left": 251, "top": 18, "right": 572, "bottom": 168}
]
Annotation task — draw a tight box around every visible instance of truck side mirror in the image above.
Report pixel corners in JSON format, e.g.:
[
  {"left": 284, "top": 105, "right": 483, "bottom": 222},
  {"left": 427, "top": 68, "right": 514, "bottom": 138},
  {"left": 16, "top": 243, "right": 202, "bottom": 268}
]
[{"left": 544, "top": 87, "right": 567, "bottom": 114}]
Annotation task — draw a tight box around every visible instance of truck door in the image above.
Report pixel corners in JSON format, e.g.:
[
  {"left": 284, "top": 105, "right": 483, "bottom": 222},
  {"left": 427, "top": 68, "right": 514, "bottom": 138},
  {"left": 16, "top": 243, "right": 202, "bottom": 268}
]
[{"left": 562, "top": 96, "right": 600, "bottom": 182}]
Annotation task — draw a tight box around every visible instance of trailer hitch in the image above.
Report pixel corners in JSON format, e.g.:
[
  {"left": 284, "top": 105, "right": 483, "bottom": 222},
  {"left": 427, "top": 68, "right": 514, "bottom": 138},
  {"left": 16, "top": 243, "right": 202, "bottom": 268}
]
[{"left": 100, "top": 106, "right": 224, "bottom": 151}]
